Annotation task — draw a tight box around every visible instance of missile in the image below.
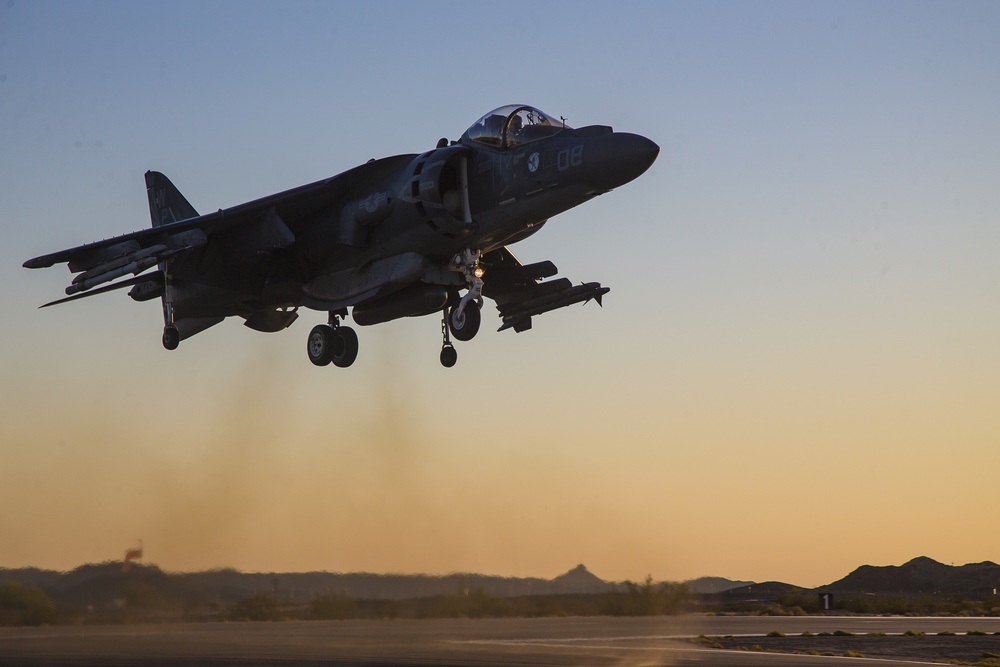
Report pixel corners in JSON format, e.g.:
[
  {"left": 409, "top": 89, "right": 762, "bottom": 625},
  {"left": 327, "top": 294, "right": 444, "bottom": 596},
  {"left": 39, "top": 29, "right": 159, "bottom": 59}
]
[
  {"left": 65, "top": 240, "right": 141, "bottom": 273},
  {"left": 498, "top": 282, "right": 609, "bottom": 331},
  {"left": 65, "top": 255, "right": 161, "bottom": 295},
  {"left": 72, "top": 245, "right": 167, "bottom": 284}
]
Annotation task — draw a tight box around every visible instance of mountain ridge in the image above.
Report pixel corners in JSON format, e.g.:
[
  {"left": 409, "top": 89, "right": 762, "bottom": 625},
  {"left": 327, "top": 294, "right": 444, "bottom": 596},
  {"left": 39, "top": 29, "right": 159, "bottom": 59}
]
[{"left": 3, "top": 556, "right": 998, "bottom": 609}]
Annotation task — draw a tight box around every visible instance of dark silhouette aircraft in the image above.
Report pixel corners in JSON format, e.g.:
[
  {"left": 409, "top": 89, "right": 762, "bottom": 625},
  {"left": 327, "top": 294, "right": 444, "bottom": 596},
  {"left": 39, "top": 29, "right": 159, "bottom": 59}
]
[{"left": 24, "top": 105, "right": 658, "bottom": 367}]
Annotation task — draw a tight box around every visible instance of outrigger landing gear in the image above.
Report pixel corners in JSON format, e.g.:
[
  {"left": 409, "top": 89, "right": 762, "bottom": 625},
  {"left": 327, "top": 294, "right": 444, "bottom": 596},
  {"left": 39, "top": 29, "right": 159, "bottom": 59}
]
[
  {"left": 307, "top": 310, "right": 359, "bottom": 368},
  {"left": 161, "top": 295, "right": 179, "bottom": 350},
  {"left": 162, "top": 325, "right": 179, "bottom": 350}
]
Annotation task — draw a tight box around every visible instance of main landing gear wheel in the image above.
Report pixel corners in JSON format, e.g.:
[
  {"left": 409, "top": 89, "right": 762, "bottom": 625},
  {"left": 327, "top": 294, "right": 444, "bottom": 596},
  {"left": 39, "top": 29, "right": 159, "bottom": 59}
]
[
  {"left": 162, "top": 326, "right": 180, "bottom": 351},
  {"left": 307, "top": 324, "right": 359, "bottom": 368},
  {"left": 307, "top": 325, "right": 335, "bottom": 366},
  {"left": 440, "top": 344, "right": 457, "bottom": 368},
  {"left": 448, "top": 302, "right": 481, "bottom": 342},
  {"left": 331, "top": 326, "right": 359, "bottom": 368}
]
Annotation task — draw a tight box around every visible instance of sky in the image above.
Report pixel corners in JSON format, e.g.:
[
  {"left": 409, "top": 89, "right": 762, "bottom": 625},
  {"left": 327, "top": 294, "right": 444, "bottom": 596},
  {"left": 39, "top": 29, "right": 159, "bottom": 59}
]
[{"left": 1, "top": 1, "right": 998, "bottom": 589}]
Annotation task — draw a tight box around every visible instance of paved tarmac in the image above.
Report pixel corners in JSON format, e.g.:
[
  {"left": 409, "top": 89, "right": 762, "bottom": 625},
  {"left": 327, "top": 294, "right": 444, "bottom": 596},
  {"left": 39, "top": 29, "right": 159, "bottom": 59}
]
[{"left": 1, "top": 615, "right": 997, "bottom": 666}]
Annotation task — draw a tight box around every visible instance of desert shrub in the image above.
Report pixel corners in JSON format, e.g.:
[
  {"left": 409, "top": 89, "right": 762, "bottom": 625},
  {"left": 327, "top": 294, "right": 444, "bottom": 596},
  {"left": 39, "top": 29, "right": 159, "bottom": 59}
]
[
  {"left": 0, "top": 583, "right": 58, "bottom": 626},
  {"left": 778, "top": 591, "right": 820, "bottom": 613},
  {"left": 610, "top": 577, "right": 690, "bottom": 616},
  {"left": 308, "top": 593, "right": 358, "bottom": 620},
  {"left": 227, "top": 594, "right": 283, "bottom": 622}
]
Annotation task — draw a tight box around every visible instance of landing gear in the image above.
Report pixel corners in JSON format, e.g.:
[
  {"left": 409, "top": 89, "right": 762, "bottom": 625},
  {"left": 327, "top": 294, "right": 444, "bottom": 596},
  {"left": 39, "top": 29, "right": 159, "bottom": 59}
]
[
  {"left": 439, "top": 309, "right": 458, "bottom": 367},
  {"left": 331, "top": 326, "right": 358, "bottom": 368},
  {"left": 307, "top": 325, "right": 334, "bottom": 366},
  {"left": 307, "top": 312, "right": 358, "bottom": 368},
  {"left": 162, "top": 325, "right": 179, "bottom": 350},
  {"left": 448, "top": 300, "right": 481, "bottom": 341},
  {"left": 161, "top": 265, "right": 179, "bottom": 351},
  {"left": 440, "top": 344, "right": 457, "bottom": 368},
  {"left": 437, "top": 248, "right": 487, "bottom": 366},
  {"left": 449, "top": 249, "right": 485, "bottom": 327}
]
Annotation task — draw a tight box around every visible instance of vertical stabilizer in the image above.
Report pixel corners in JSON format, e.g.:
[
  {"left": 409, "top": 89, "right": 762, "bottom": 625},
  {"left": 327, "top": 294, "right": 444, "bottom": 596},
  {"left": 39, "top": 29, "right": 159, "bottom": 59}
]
[{"left": 145, "top": 171, "right": 199, "bottom": 228}]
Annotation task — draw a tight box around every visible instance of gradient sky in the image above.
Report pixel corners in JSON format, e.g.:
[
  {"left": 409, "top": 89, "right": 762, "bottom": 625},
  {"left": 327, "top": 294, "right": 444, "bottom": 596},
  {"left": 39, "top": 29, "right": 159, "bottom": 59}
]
[{"left": 1, "top": 1, "right": 998, "bottom": 588}]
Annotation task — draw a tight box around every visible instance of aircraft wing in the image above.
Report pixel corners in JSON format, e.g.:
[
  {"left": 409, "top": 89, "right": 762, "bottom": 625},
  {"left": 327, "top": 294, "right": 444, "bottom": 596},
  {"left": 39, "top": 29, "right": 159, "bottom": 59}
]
[
  {"left": 480, "top": 246, "right": 609, "bottom": 332},
  {"left": 23, "top": 155, "right": 416, "bottom": 302}
]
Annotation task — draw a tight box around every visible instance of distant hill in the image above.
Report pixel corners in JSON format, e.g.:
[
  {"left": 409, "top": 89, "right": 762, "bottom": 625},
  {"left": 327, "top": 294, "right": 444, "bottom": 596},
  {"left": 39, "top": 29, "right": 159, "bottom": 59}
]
[
  {"left": 685, "top": 576, "right": 755, "bottom": 594},
  {"left": 706, "top": 580, "right": 806, "bottom": 601},
  {"left": 0, "top": 563, "right": 616, "bottom": 610},
  {"left": 5, "top": 556, "right": 999, "bottom": 613},
  {"left": 551, "top": 564, "right": 613, "bottom": 594},
  {"left": 824, "top": 556, "right": 1000, "bottom": 597}
]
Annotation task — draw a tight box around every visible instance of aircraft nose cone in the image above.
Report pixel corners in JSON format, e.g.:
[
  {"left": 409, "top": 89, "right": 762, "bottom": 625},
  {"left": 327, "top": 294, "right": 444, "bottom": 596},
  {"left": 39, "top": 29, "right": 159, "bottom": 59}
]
[{"left": 586, "top": 132, "right": 659, "bottom": 192}]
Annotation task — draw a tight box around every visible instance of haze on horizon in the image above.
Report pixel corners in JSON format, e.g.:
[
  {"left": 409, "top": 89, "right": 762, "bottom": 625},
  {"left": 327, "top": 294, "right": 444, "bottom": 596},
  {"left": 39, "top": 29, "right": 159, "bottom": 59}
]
[{"left": 1, "top": 1, "right": 998, "bottom": 590}]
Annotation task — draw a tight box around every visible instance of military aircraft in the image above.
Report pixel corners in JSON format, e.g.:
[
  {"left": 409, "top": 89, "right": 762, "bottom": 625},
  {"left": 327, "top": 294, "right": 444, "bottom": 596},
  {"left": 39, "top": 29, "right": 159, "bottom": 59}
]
[{"left": 24, "top": 105, "right": 658, "bottom": 367}]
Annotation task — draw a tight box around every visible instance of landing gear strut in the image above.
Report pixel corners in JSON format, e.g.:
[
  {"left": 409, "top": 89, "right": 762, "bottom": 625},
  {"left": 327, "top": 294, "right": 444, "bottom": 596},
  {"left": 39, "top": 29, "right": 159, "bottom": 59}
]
[
  {"left": 438, "top": 248, "right": 486, "bottom": 367},
  {"left": 307, "top": 310, "right": 359, "bottom": 368},
  {"left": 161, "top": 292, "right": 179, "bottom": 350},
  {"left": 448, "top": 249, "right": 484, "bottom": 334}
]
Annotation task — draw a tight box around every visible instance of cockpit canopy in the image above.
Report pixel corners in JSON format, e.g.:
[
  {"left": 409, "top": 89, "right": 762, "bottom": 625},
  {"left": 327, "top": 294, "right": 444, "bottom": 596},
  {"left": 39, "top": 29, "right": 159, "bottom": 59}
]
[{"left": 462, "top": 105, "right": 570, "bottom": 150}]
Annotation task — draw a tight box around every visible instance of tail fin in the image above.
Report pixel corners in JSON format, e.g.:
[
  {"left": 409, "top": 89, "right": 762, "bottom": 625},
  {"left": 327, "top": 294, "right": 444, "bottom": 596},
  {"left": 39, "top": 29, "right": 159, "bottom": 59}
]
[{"left": 145, "top": 171, "right": 199, "bottom": 228}]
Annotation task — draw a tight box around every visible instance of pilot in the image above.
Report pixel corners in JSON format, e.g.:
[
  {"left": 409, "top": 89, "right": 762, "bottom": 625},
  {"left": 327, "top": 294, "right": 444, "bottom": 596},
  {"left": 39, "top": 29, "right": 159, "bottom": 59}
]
[
  {"left": 481, "top": 114, "right": 505, "bottom": 146},
  {"left": 506, "top": 113, "right": 524, "bottom": 147}
]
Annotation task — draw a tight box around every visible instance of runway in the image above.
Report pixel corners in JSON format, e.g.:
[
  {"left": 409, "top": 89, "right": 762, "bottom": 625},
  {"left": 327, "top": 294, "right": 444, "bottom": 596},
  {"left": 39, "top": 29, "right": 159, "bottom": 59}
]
[{"left": 1, "top": 615, "right": 997, "bottom": 666}]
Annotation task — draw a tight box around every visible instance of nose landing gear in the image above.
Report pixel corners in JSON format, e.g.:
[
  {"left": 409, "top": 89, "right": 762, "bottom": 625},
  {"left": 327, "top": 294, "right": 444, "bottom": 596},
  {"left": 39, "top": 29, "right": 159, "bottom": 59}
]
[
  {"left": 438, "top": 248, "right": 485, "bottom": 367},
  {"left": 439, "top": 299, "right": 481, "bottom": 367},
  {"left": 447, "top": 298, "right": 481, "bottom": 341}
]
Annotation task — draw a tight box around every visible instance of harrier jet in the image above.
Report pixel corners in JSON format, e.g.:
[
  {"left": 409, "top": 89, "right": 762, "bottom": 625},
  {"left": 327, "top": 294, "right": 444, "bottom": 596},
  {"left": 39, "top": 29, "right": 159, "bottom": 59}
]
[{"left": 24, "top": 105, "right": 658, "bottom": 367}]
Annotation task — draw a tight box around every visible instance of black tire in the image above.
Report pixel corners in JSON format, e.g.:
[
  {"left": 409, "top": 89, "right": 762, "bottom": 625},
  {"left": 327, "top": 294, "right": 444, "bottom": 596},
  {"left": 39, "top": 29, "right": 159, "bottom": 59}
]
[
  {"left": 448, "top": 302, "right": 481, "bottom": 342},
  {"left": 331, "top": 326, "right": 359, "bottom": 368},
  {"left": 307, "top": 324, "right": 335, "bottom": 366},
  {"left": 440, "top": 345, "right": 457, "bottom": 368},
  {"left": 162, "top": 326, "right": 180, "bottom": 351}
]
